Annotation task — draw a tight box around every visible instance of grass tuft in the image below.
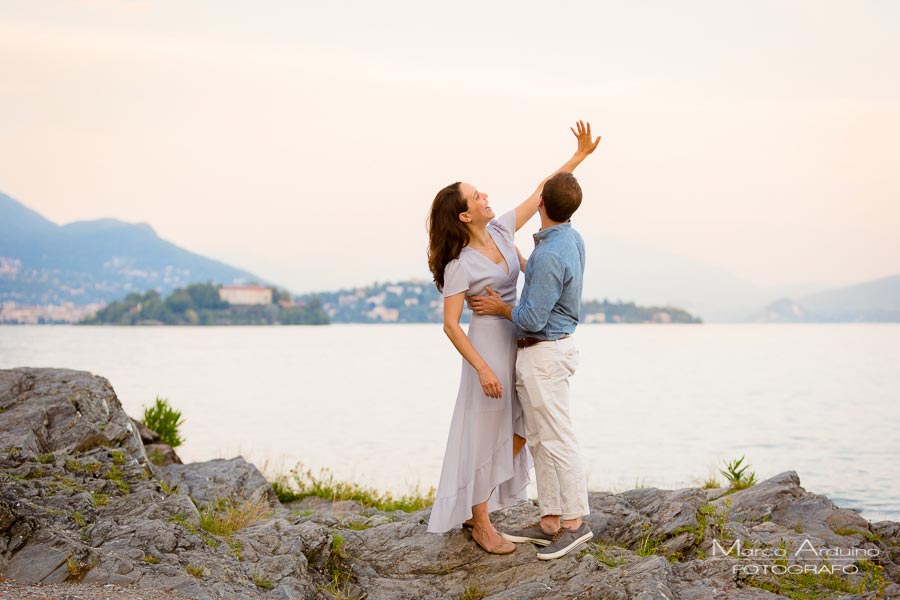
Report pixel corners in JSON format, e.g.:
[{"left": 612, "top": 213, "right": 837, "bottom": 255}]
[
  {"left": 833, "top": 528, "right": 881, "bottom": 543},
  {"left": 581, "top": 542, "right": 627, "bottom": 568},
  {"left": 458, "top": 583, "right": 486, "bottom": 600},
  {"left": 186, "top": 564, "right": 204, "bottom": 578},
  {"left": 253, "top": 570, "right": 274, "bottom": 591},
  {"left": 199, "top": 496, "right": 272, "bottom": 537},
  {"left": 272, "top": 463, "right": 435, "bottom": 512}
]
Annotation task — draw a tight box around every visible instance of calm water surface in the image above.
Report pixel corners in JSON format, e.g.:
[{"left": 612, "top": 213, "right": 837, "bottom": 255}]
[{"left": 1, "top": 324, "right": 898, "bottom": 522}]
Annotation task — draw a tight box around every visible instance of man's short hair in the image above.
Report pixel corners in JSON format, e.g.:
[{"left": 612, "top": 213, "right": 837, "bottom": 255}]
[{"left": 541, "top": 172, "right": 582, "bottom": 222}]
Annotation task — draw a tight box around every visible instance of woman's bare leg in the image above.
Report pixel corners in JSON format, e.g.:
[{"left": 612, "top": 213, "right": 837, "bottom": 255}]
[
  {"left": 470, "top": 501, "right": 504, "bottom": 548},
  {"left": 513, "top": 434, "right": 526, "bottom": 457}
]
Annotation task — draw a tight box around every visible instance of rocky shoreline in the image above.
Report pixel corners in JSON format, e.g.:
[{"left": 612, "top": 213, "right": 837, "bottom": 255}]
[{"left": 1, "top": 368, "right": 898, "bottom": 599}]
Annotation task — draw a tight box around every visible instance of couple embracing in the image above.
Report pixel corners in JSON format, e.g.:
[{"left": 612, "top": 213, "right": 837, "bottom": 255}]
[{"left": 425, "top": 121, "right": 601, "bottom": 560}]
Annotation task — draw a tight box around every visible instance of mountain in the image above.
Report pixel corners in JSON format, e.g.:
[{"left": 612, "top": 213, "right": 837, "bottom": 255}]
[
  {"left": 580, "top": 235, "right": 829, "bottom": 322},
  {"left": 751, "top": 274, "right": 900, "bottom": 322},
  {"left": 0, "top": 191, "right": 262, "bottom": 305}
]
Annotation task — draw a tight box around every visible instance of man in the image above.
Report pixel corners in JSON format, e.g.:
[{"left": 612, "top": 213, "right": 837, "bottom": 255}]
[{"left": 468, "top": 170, "right": 591, "bottom": 560}]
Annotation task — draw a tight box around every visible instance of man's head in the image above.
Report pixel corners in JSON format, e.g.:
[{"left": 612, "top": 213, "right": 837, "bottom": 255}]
[{"left": 540, "top": 172, "right": 582, "bottom": 223}]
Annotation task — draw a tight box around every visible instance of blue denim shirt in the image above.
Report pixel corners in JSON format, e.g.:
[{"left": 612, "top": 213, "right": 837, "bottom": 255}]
[{"left": 511, "top": 222, "right": 585, "bottom": 340}]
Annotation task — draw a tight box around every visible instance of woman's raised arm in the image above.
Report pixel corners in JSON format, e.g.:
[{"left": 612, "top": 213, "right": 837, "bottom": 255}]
[{"left": 514, "top": 120, "right": 601, "bottom": 231}]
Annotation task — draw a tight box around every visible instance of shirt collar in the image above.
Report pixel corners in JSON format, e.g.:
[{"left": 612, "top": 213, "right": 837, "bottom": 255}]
[{"left": 533, "top": 221, "right": 571, "bottom": 246}]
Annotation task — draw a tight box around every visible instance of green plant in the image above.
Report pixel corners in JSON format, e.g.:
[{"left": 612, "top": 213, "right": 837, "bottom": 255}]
[
  {"left": 637, "top": 523, "right": 658, "bottom": 556},
  {"left": 148, "top": 449, "right": 168, "bottom": 466},
  {"left": 71, "top": 511, "right": 86, "bottom": 527},
  {"left": 719, "top": 456, "right": 757, "bottom": 490},
  {"left": 105, "top": 465, "right": 130, "bottom": 494},
  {"left": 92, "top": 492, "right": 109, "bottom": 507},
  {"left": 110, "top": 451, "right": 127, "bottom": 466},
  {"left": 66, "top": 556, "right": 83, "bottom": 579},
  {"left": 458, "top": 583, "right": 486, "bottom": 600},
  {"left": 225, "top": 537, "right": 243, "bottom": 560},
  {"left": 582, "top": 543, "right": 627, "bottom": 567},
  {"left": 331, "top": 534, "right": 348, "bottom": 559},
  {"left": 253, "top": 571, "right": 274, "bottom": 591},
  {"left": 834, "top": 528, "right": 881, "bottom": 543},
  {"left": 320, "top": 533, "right": 354, "bottom": 599},
  {"left": 38, "top": 453, "right": 55, "bottom": 464},
  {"left": 746, "top": 556, "right": 886, "bottom": 599},
  {"left": 25, "top": 467, "right": 47, "bottom": 479},
  {"left": 168, "top": 514, "right": 199, "bottom": 535},
  {"left": 141, "top": 396, "right": 185, "bottom": 448},
  {"left": 143, "top": 554, "right": 159, "bottom": 564}
]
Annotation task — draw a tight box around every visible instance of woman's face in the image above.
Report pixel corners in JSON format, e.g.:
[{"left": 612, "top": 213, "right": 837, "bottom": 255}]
[{"left": 458, "top": 183, "right": 493, "bottom": 225}]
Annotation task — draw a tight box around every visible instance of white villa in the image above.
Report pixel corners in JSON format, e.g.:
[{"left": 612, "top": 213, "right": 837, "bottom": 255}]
[{"left": 219, "top": 285, "right": 272, "bottom": 306}]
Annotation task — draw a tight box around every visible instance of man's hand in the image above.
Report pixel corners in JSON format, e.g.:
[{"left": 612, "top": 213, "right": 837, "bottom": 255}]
[
  {"left": 468, "top": 286, "right": 512, "bottom": 320},
  {"left": 515, "top": 245, "right": 528, "bottom": 272},
  {"left": 571, "top": 120, "right": 601, "bottom": 157}
]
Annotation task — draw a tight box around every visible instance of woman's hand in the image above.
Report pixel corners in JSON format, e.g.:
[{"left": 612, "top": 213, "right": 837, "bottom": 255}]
[
  {"left": 477, "top": 366, "right": 503, "bottom": 398},
  {"left": 514, "top": 119, "right": 601, "bottom": 231},
  {"left": 571, "top": 120, "right": 601, "bottom": 157}
]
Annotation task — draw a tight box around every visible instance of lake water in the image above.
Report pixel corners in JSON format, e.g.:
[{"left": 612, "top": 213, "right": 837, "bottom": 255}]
[{"left": 1, "top": 324, "right": 898, "bottom": 522}]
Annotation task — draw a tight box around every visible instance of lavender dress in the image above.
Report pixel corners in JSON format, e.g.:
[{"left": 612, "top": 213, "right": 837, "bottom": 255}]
[{"left": 427, "top": 209, "right": 532, "bottom": 533}]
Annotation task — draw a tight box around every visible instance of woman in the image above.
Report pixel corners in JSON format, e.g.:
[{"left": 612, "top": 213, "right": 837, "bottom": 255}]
[{"left": 426, "top": 121, "right": 600, "bottom": 554}]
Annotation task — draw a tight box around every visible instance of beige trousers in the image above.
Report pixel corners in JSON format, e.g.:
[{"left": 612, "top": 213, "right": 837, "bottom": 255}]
[{"left": 515, "top": 336, "right": 589, "bottom": 520}]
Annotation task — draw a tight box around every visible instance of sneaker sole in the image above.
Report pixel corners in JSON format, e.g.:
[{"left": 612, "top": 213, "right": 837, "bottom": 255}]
[
  {"left": 536, "top": 531, "right": 594, "bottom": 560},
  {"left": 501, "top": 532, "right": 552, "bottom": 546}
]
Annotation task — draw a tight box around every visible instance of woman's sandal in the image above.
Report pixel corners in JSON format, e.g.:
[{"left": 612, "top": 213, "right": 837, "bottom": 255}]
[{"left": 471, "top": 526, "right": 516, "bottom": 555}]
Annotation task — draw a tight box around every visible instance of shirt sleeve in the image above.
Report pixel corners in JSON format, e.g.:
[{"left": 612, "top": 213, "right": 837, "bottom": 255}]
[
  {"left": 511, "top": 252, "right": 565, "bottom": 332},
  {"left": 490, "top": 209, "right": 516, "bottom": 245},
  {"left": 441, "top": 258, "right": 469, "bottom": 297}
]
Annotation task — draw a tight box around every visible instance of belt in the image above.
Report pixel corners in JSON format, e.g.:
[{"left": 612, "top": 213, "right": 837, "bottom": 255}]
[{"left": 516, "top": 335, "right": 570, "bottom": 349}]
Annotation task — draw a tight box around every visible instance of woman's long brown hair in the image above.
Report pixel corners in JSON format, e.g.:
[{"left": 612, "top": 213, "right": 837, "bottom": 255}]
[{"left": 427, "top": 182, "right": 469, "bottom": 291}]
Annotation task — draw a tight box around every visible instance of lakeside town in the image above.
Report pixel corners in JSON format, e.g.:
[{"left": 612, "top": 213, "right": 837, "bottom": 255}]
[{"left": 0, "top": 280, "right": 701, "bottom": 325}]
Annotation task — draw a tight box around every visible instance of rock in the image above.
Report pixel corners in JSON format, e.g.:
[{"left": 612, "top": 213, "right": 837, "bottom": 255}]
[
  {"left": 3, "top": 541, "right": 69, "bottom": 584},
  {"left": 0, "top": 499, "right": 14, "bottom": 532},
  {"left": 2, "top": 367, "right": 899, "bottom": 599},
  {"left": 158, "top": 457, "right": 277, "bottom": 508},
  {"left": 131, "top": 418, "right": 161, "bottom": 444},
  {"left": 145, "top": 443, "right": 183, "bottom": 466},
  {"left": 0, "top": 368, "right": 146, "bottom": 462}
]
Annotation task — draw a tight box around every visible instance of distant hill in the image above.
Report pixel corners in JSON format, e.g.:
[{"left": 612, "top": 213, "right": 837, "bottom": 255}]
[
  {"left": 0, "top": 191, "right": 262, "bottom": 305},
  {"left": 81, "top": 283, "right": 328, "bottom": 326},
  {"left": 750, "top": 274, "right": 900, "bottom": 322}
]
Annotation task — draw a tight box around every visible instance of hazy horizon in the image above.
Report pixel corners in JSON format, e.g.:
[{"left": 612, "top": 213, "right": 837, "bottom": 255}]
[{"left": 2, "top": 0, "right": 898, "bottom": 296}]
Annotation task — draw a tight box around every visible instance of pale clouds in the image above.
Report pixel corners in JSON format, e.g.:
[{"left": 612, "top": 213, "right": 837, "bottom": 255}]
[{"left": 0, "top": 0, "right": 898, "bottom": 295}]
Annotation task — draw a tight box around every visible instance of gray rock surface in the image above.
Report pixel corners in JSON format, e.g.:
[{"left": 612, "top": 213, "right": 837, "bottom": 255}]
[
  {"left": 2, "top": 368, "right": 899, "bottom": 599},
  {"left": 0, "top": 368, "right": 146, "bottom": 461}
]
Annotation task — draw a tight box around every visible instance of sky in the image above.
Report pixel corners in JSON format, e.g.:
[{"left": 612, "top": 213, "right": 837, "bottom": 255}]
[{"left": 1, "top": 0, "right": 899, "bottom": 295}]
